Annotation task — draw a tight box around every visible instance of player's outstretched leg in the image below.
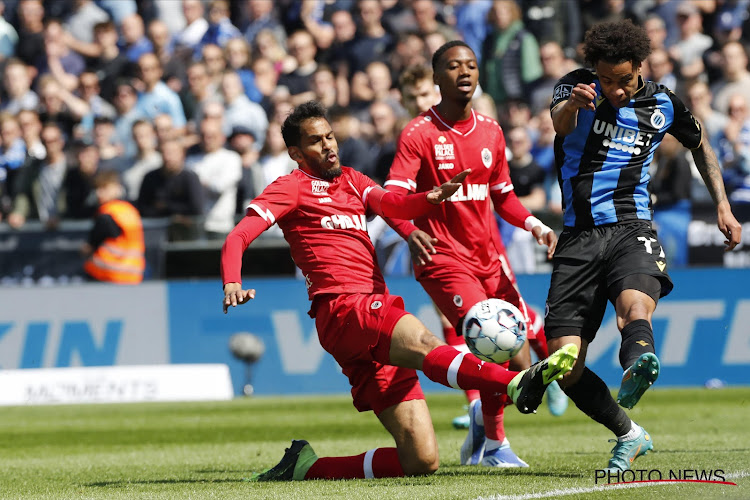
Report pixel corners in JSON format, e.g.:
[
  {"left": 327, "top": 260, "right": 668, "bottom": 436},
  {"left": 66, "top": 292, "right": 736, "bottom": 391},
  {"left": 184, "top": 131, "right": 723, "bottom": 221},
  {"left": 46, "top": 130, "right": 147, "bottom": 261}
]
[
  {"left": 607, "top": 423, "right": 653, "bottom": 471},
  {"left": 506, "top": 344, "right": 578, "bottom": 414},
  {"left": 459, "top": 399, "right": 485, "bottom": 465},
  {"left": 617, "top": 352, "right": 660, "bottom": 409},
  {"left": 249, "top": 440, "right": 319, "bottom": 481}
]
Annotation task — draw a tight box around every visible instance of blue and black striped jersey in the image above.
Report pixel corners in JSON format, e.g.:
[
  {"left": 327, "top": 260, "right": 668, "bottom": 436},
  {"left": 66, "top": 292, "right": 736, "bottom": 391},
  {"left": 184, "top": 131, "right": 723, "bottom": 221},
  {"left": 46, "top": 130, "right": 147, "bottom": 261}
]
[{"left": 550, "top": 69, "right": 702, "bottom": 228}]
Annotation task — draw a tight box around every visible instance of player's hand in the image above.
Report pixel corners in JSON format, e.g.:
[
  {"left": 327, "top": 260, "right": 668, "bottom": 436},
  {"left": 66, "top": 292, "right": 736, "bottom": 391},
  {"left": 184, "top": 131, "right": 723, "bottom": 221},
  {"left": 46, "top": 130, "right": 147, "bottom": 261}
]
[
  {"left": 717, "top": 202, "right": 742, "bottom": 251},
  {"left": 427, "top": 169, "right": 471, "bottom": 204},
  {"left": 223, "top": 282, "right": 256, "bottom": 314},
  {"left": 407, "top": 229, "right": 438, "bottom": 265},
  {"left": 531, "top": 225, "right": 558, "bottom": 259},
  {"left": 567, "top": 83, "right": 597, "bottom": 112}
]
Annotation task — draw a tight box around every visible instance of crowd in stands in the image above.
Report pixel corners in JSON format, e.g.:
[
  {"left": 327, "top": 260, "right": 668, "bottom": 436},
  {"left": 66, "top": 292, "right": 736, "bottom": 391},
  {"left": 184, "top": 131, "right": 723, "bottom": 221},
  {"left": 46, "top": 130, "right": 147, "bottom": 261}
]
[{"left": 0, "top": 0, "right": 748, "bottom": 247}]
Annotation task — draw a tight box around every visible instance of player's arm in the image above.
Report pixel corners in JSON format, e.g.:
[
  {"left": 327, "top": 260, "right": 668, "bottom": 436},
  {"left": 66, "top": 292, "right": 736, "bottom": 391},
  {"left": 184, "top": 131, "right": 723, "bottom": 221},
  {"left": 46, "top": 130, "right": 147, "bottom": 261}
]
[
  {"left": 690, "top": 140, "right": 742, "bottom": 250},
  {"left": 491, "top": 187, "right": 557, "bottom": 259},
  {"left": 551, "top": 82, "right": 596, "bottom": 136},
  {"left": 367, "top": 169, "right": 470, "bottom": 219},
  {"left": 221, "top": 215, "right": 266, "bottom": 313}
]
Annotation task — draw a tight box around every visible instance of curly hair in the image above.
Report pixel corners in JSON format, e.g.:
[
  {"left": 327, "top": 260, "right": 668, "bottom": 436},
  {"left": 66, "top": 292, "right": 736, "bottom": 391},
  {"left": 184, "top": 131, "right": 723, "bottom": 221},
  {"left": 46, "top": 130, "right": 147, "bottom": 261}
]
[
  {"left": 583, "top": 20, "right": 652, "bottom": 66},
  {"left": 281, "top": 100, "right": 328, "bottom": 148}
]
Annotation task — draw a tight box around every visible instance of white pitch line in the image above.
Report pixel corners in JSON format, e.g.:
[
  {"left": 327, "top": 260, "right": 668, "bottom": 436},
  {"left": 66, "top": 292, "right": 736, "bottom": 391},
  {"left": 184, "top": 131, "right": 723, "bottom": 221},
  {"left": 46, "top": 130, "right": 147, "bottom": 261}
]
[{"left": 476, "top": 471, "right": 749, "bottom": 500}]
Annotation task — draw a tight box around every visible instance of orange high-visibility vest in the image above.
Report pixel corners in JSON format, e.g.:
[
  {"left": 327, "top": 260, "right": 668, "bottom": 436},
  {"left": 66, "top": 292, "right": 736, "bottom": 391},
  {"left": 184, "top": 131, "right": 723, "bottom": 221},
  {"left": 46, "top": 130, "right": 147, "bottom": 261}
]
[{"left": 84, "top": 200, "right": 145, "bottom": 284}]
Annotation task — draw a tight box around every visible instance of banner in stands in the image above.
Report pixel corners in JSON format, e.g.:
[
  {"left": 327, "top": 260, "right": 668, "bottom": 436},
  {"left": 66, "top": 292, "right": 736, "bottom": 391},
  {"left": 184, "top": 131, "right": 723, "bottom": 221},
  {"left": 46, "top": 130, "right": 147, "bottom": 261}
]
[
  {"left": 0, "top": 270, "right": 748, "bottom": 398},
  {"left": 688, "top": 203, "right": 750, "bottom": 267}
]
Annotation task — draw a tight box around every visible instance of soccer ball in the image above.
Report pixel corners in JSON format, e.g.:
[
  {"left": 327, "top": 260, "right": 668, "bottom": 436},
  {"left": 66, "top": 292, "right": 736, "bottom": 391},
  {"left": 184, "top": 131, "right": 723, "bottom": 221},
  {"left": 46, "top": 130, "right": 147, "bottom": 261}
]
[{"left": 462, "top": 299, "right": 527, "bottom": 364}]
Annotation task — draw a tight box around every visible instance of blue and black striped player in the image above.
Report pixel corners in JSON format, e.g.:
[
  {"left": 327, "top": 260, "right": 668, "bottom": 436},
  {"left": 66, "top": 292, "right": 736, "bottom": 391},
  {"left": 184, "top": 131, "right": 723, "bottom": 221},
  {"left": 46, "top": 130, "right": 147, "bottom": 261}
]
[{"left": 546, "top": 20, "right": 742, "bottom": 472}]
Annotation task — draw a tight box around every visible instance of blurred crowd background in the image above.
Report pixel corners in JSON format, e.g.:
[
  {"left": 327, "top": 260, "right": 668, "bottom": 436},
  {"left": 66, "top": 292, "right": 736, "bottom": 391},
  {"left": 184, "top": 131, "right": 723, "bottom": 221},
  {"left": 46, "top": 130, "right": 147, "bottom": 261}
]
[{"left": 0, "top": 0, "right": 749, "bottom": 280}]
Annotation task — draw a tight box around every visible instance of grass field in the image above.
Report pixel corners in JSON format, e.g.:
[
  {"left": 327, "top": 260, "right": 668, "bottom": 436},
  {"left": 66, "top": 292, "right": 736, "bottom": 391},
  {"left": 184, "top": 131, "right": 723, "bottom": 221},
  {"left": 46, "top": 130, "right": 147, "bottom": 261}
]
[{"left": 1, "top": 387, "right": 748, "bottom": 499}]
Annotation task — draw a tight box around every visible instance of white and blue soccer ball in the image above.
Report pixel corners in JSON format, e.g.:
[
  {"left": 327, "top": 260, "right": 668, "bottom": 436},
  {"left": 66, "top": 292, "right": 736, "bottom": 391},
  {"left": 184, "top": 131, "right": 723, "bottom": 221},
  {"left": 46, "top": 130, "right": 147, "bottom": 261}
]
[{"left": 462, "top": 298, "right": 527, "bottom": 364}]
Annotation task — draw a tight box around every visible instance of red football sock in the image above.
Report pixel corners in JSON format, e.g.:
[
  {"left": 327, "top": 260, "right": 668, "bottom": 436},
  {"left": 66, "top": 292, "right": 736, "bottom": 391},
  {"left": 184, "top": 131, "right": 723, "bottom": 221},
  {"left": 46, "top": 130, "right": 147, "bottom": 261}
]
[
  {"left": 480, "top": 389, "right": 506, "bottom": 441},
  {"left": 305, "top": 448, "right": 404, "bottom": 479},
  {"left": 443, "top": 326, "right": 481, "bottom": 402},
  {"left": 422, "top": 345, "right": 517, "bottom": 393}
]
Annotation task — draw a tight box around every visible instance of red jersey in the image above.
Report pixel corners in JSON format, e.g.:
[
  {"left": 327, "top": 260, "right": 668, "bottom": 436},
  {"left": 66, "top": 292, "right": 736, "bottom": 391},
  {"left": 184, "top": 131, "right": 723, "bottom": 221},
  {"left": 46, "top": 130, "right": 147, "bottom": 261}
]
[
  {"left": 386, "top": 107, "right": 521, "bottom": 277},
  {"left": 222, "top": 166, "right": 435, "bottom": 300}
]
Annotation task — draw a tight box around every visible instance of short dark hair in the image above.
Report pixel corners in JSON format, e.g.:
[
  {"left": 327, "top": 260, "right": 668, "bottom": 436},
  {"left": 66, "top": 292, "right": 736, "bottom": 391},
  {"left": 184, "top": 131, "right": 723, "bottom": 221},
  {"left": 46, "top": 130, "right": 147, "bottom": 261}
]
[
  {"left": 432, "top": 40, "right": 473, "bottom": 73},
  {"left": 281, "top": 101, "right": 328, "bottom": 148},
  {"left": 583, "top": 20, "right": 652, "bottom": 66},
  {"left": 399, "top": 64, "right": 433, "bottom": 92}
]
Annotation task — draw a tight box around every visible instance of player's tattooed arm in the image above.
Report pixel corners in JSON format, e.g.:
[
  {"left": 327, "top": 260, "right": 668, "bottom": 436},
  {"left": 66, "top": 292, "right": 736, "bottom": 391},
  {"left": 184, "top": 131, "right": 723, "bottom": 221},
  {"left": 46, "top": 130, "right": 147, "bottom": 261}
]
[{"left": 691, "top": 140, "right": 742, "bottom": 251}]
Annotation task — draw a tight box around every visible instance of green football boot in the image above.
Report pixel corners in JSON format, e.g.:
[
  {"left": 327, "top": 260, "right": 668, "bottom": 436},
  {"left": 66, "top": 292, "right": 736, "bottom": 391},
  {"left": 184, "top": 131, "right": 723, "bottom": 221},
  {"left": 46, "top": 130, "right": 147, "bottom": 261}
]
[
  {"left": 247, "top": 440, "right": 318, "bottom": 481},
  {"left": 507, "top": 343, "right": 578, "bottom": 414},
  {"left": 617, "top": 352, "right": 660, "bottom": 409},
  {"left": 607, "top": 426, "right": 653, "bottom": 471}
]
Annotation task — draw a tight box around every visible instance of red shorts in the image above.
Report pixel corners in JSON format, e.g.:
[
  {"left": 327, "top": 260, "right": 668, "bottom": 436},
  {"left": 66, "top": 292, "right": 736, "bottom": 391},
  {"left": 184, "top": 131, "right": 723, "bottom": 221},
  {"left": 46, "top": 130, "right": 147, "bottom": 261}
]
[
  {"left": 312, "top": 292, "right": 425, "bottom": 415},
  {"left": 417, "top": 256, "right": 537, "bottom": 339}
]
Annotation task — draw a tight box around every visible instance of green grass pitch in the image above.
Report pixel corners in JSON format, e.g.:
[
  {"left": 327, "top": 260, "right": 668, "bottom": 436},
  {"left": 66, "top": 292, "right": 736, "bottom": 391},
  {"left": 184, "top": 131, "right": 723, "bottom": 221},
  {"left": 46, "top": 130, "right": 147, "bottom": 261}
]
[{"left": 1, "top": 388, "right": 748, "bottom": 499}]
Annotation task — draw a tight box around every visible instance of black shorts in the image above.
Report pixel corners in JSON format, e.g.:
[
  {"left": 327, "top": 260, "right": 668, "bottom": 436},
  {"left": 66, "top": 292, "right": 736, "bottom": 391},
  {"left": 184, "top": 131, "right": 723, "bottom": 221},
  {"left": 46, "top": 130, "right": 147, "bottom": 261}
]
[{"left": 545, "top": 221, "right": 673, "bottom": 343}]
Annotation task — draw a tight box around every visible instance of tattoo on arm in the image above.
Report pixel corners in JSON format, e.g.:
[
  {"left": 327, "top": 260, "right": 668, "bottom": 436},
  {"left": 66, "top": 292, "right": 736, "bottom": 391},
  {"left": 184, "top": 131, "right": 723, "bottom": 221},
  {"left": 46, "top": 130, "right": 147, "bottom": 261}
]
[{"left": 692, "top": 142, "right": 727, "bottom": 206}]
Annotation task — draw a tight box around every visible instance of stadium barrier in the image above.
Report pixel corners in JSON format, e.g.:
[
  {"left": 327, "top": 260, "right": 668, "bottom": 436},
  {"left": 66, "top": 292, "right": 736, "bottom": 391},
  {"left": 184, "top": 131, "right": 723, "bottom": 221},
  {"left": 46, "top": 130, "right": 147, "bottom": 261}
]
[{"left": 0, "top": 268, "right": 748, "bottom": 399}]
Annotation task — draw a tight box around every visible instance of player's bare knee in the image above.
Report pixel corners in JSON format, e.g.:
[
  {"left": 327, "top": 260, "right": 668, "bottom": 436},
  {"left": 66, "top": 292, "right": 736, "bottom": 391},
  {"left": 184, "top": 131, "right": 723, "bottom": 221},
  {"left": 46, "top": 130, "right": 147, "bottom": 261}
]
[
  {"left": 617, "top": 305, "right": 652, "bottom": 331},
  {"left": 402, "top": 450, "right": 439, "bottom": 476}
]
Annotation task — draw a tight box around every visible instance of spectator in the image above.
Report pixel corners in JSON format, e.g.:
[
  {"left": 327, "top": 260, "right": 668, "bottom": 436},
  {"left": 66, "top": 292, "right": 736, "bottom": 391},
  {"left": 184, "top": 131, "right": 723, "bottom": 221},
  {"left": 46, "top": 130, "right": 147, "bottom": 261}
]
[
  {"left": 154, "top": 113, "right": 179, "bottom": 144},
  {"left": 92, "top": 116, "right": 125, "bottom": 172},
  {"left": 685, "top": 80, "right": 728, "bottom": 145},
  {"left": 289, "top": 0, "right": 335, "bottom": 51},
  {"left": 36, "top": 75, "right": 88, "bottom": 139},
  {"left": 644, "top": 48, "right": 678, "bottom": 92},
  {"left": 521, "top": 0, "right": 582, "bottom": 59},
  {"left": 122, "top": 120, "right": 161, "bottom": 200},
  {"left": 329, "top": 106, "right": 373, "bottom": 178},
  {"left": 148, "top": 19, "right": 185, "bottom": 87},
  {"left": 64, "top": 0, "right": 108, "bottom": 44},
  {"left": 256, "top": 121, "right": 296, "bottom": 191},
  {"left": 398, "top": 64, "right": 440, "bottom": 118},
  {"left": 198, "top": 0, "right": 241, "bottom": 54},
  {"left": 253, "top": 27, "right": 296, "bottom": 76},
  {"left": 710, "top": 41, "right": 750, "bottom": 115},
  {"left": 668, "top": 2, "right": 712, "bottom": 82},
  {"left": 250, "top": 56, "right": 279, "bottom": 116},
  {"left": 2, "top": 59, "right": 38, "bottom": 114},
  {"left": 411, "top": 0, "right": 460, "bottom": 42},
  {"left": 650, "top": 134, "right": 694, "bottom": 266},
  {"left": 350, "top": 61, "right": 405, "bottom": 120},
  {"left": 112, "top": 78, "right": 143, "bottom": 158},
  {"left": 0, "top": 1, "right": 18, "bottom": 60},
  {"left": 172, "top": 0, "right": 208, "bottom": 57},
  {"left": 185, "top": 118, "right": 242, "bottom": 238},
  {"left": 346, "top": 0, "right": 393, "bottom": 76},
  {"left": 82, "top": 170, "right": 145, "bottom": 284},
  {"left": 227, "top": 125, "right": 263, "bottom": 212},
  {"left": 529, "top": 41, "right": 574, "bottom": 115},
  {"left": 311, "top": 65, "right": 338, "bottom": 109},
  {"left": 182, "top": 62, "right": 215, "bottom": 126},
  {"left": 135, "top": 53, "right": 187, "bottom": 129},
  {"left": 138, "top": 138, "right": 204, "bottom": 242},
  {"left": 368, "top": 99, "right": 399, "bottom": 185},
  {"left": 715, "top": 93, "right": 750, "bottom": 201},
  {"left": 15, "top": 0, "right": 45, "bottom": 66},
  {"left": 38, "top": 19, "right": 86, "bottom": 91},
  {"left": 243, "top": 0, "right": 285, "bottom": 46},
  {"left": 119, "top": 14, "right": 153, "bottom": 63},
  {"left": 77, "top": 70, "right": 118, "bottom": 135},
  {"left": 324, "top": 8, "right": 357, "bottom": 74},
  {"left": 201, "top": 43, "right": 227, "bottom": 92},
  {"left": 507, "top": 126, "right": 547, "bottom": 212},
  {"left": 17, "top": 109, "right": 46, "bottom": 162},
  {"left": 96, "top": 0, "right": 137, "bottom": 26},
  {"left": 0, "top": 113, "right": 27, "bottom": 213},
  {"left": 84, "top": 21, "right": 132, "bottom": 102},
  {"left": 7, "top": 122, "right": 67, "bottom": 228},
  {"left": 225, "top": 37, "right": 263, "bottom": 103},
  {"left": 454, "top": 0, "right": 493, "bottom": 64},
  {"left": 643, "top": 14, "right": 668, "bottom": 52},
  {"left": 481, "top": 0, "right": 543, "bottom": 107},
  {"left": 276, "top": 29, "right": 318, "bottom": 105},
  {"left": 221, "top": 70, "right": 269, "bottom": 148},
  {"left": 63, "top": 139, "right": 100, "bottom": 219}
]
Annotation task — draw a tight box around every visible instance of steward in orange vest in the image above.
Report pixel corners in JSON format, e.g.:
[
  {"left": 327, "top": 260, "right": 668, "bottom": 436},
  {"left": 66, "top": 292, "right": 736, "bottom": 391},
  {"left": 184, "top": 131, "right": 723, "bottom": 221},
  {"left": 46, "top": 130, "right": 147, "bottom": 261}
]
[{"left": 83, "top": 171, "right": 145, "bottom": 283}]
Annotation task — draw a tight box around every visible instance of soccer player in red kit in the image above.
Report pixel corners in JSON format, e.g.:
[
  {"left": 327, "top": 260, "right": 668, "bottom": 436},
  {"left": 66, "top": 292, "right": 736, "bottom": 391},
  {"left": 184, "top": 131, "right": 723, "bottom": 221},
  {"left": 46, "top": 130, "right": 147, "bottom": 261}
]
[
  {"left": 221, "top": 101, "right": 578, "bottom": 481},
  {"left": 385, "top": 41, "right": 560, "bottom": 468}
]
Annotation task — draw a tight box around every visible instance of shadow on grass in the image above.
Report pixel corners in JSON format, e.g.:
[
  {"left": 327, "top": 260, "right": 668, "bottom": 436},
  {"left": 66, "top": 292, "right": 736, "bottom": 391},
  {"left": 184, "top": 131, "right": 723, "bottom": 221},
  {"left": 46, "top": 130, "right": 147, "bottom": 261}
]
[{"left": 86, "top": 478, "right": 247, "bottom": 487}]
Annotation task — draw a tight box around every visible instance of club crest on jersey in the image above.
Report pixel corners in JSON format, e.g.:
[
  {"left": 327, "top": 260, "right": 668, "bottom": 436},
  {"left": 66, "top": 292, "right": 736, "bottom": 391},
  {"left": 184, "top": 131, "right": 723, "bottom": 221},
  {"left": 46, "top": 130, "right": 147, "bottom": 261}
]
[
  {"left": 554, "top": 84, "right": 573, "bottom": 102},
  {"left": 650, "top": 109, "right": 666, "bottom": 130},
  {"left": 481, "top": 148, "right": 492, "bottom": 168},
  {"left": 311, "top": 180, "right": 330, "bottom": 195}
]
